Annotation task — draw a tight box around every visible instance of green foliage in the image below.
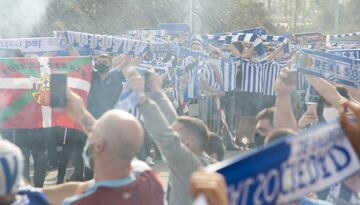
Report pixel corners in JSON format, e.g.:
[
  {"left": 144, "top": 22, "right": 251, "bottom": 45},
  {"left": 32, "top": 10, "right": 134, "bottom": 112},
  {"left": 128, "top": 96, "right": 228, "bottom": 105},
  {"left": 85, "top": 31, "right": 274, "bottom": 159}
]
[
  {"left": 273, "top": 0, "right": 360, "bottom": 34},
  {"left": 31, "top": 0, "right": 360, "bottom": 37},
  {"left": 34, "top": 0, "right": 277, "bottom": 36}
]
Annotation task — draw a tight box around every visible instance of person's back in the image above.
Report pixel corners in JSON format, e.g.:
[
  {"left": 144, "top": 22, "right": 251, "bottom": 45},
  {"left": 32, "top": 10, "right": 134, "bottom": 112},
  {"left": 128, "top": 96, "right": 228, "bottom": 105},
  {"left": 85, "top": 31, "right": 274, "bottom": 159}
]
[
  {"left": 62, "top": 160, "right": 164, "bottom": 205},
  {"left": 166, "top": 152, "right": 215, "bottom": 205},
  {"left": 136, "top": 82, "right": 217, "bottom": 205},
  {"left": 53, "top": 97, "right": 166, "bottom": 205}
]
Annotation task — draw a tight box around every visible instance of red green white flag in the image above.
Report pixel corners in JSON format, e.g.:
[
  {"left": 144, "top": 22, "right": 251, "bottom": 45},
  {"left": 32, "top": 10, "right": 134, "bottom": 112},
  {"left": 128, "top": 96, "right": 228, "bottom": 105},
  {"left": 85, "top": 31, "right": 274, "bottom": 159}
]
[{"left": 0, "top": 56, "right": 92, "bottom": 130}]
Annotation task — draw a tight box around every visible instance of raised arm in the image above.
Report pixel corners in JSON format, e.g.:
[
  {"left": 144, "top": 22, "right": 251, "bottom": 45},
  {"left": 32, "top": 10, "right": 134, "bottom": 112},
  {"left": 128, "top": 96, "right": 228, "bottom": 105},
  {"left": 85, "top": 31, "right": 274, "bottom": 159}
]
[
  {"left": 339, "top": 100, "right": 360, "bottom": 157},
  {"left": 273, "top": 70, "right": 298, "bottom": 131},
  {"left": 304, "top": 74, "right": 346, "bottom": 108},
  {"left": 206, "top": 43, "right": 222, "bottom": 54},
  {"left": 147, "top": 72, "right": 178, "bottom": 124},
  {"left": 339, "top": 100, "right": 360, "bottom": 196},
  {"left": 43, "top": 181, "right": 90, "bottom": 205},
  {"left": 264, "top": 43, "right": 286, "bottom": 62},
  {"left": 240, "top": 44, "right": 255, "bottom": 59},
  {"left": 65, "top": 90, "right": 95, "bottom": 134},
  {"left": 129, "top": 72, "right": 204, "bottom": 172}
]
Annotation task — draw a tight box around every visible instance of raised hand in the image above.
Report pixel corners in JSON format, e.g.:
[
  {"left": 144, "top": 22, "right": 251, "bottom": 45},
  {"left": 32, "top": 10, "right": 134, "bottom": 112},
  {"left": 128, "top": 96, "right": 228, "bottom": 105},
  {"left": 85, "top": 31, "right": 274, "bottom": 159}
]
[{"left": 339, "top": 100, "right": 360, "bottom": 157}]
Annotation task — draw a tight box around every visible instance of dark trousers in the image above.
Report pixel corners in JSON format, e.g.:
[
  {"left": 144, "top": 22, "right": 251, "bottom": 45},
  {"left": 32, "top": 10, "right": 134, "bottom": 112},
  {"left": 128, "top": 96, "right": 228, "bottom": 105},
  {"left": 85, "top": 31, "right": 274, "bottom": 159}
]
[
  {"left": 138, "top": 128, "right": 152, "bottom": 161},
  {"left": 2, "top": 128, "right": 48, "bottom": 187},
  {"left": 55, "top": 128, "right": 86, "bottom": 184},
  {"left": 137, "top": 125, "right": 161, "bottom": 161}
]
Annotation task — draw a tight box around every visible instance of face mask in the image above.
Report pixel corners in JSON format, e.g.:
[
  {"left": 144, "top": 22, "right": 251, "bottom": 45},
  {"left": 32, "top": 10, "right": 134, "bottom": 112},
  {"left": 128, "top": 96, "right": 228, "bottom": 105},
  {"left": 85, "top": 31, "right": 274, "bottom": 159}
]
[
  {"left": 222, "top": 51, "right": 231, "bottom": 59},
  {"left": 94, "top": 63, "right": 110, "bottom": 74},
  {"left": 323, "top": 107, "right": 339, "bottom": 122},
  {"left": 255, "top": 131, "right": 265, "bottom": 139},
  {"left": 82, "top": 140, "right": 94, "bottom": 169}
]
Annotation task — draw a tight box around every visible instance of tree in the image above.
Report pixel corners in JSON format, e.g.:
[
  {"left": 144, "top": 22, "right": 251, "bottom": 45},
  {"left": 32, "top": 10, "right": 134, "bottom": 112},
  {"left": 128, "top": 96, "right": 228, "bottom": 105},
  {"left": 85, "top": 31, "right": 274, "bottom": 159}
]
[{"left": 31, "top": 0, "right": 278, "bottom": 37}]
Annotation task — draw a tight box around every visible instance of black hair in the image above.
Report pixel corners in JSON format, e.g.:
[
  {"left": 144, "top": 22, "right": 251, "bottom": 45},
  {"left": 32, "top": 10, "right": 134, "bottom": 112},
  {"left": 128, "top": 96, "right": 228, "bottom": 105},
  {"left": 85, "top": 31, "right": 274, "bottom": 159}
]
[
  {"left": 265, "top": 128, "right": 296, "bottom": 144},
  {"left": 205, "top": 133, "right": 225, "bottom": 161},
  {"left": 255, "top": 107, "right": 275, "bottom": 126},
  {"left": 232, "top": 42, "right": 244, "bottom": 53},
  {"left": 177, "top": 116, "right": 209, "bottom": 150}
]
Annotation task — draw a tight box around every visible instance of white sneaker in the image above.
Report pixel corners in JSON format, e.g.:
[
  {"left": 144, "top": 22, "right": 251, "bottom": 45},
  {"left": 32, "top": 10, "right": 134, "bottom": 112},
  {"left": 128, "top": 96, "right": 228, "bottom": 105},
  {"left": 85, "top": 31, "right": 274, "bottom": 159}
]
[{"left": 145, "top": 156, "right": 155, "bottom": 166}]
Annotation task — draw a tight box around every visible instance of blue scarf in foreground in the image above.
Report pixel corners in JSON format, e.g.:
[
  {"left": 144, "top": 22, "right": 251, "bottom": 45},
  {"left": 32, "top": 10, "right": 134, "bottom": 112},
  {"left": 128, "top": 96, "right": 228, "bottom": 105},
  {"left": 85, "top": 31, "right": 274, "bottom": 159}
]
[{"left": 206, "top": 120, "right": 359, "bottom": 205}]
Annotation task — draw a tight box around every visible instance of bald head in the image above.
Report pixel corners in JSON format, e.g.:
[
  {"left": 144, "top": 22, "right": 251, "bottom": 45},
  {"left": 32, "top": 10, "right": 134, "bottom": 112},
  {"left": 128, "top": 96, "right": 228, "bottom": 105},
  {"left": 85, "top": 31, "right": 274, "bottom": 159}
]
[{"left": 92, "top": 110, "right": 144, "bottom": 162}]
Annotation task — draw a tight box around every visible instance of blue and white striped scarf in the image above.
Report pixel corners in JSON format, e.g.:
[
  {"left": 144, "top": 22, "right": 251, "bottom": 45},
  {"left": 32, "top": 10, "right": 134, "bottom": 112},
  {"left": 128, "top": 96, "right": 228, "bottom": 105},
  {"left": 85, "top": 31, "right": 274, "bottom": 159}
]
[
  {"left": 328, "top": 31, "right": 360, "bottom": 39},
  {"left": 329, "top": 40, "right": 360, "bottom": 47},
  {"left": 201, "top": 33, "right": 289, "bottom": 55},
  {"left": 261, "top": 35, "right": 287, "bottom": 43},
  {"left": 327, "top": 49, "right": 360, "bottom": 60},
  {"left": 297, "top": 49, "right": 360, "bottom": 88},
  {"left": 64, "top": 31, "right": 179, "bottom": 56},
  {"left": 114, "top": 83, "right": 140, "bottom": 112},
  {"left": 127, "top": 29, "right": 167, "bottom": 37},
  {"left": 199, "top": 33, "right": 267, "bottom": 57},
  {"left": 261, "top": 35, "right": 289, "bottom": 53},
  {"left": 208, "top": 120, "right": 359, "bottom": 205},
  {"left": 0, "top": 37, "right": 63, "bottom": 53},
  {"left": 210, "top": 27, "right": 268, "bottom": 36},
  {"left": 326, "top": 31, "right": 360, "bottom": 48},
  {"left": 64, "top": 31, "right": 150, "bottom": 56}
]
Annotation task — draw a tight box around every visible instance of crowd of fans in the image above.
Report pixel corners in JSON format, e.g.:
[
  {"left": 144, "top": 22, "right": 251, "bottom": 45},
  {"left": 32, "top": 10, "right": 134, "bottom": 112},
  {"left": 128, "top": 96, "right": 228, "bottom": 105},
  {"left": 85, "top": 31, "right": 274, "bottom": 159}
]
[{"left": 0, "top": 25, "right": 360, "bottom": 205}]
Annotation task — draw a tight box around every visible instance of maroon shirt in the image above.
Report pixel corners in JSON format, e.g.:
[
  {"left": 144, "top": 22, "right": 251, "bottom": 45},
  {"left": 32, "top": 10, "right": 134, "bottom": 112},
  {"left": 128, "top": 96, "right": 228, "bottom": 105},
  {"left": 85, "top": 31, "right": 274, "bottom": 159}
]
[{"left": 64, "top": 170, "right": 164, "bottom": 205}]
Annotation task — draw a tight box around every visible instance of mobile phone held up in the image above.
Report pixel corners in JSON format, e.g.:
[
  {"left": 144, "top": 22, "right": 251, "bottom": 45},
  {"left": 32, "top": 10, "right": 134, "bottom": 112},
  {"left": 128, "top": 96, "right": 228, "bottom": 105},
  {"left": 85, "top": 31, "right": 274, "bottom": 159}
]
[{"left": 50, "top": 72, "right": 67, "bottom": 108}]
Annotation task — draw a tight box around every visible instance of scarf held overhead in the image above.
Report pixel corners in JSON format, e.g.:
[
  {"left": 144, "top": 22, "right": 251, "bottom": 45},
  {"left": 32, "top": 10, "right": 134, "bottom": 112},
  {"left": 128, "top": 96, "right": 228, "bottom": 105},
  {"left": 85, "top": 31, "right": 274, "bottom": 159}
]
[
  {"left": 297, "top": 49, "right": 360, "bottom": 88},
  {"left": 0, "top": 37, "right": 64, "bottom": 53},
  {"left": 64, "top": 31, "right": 150, "bottom": 56}
]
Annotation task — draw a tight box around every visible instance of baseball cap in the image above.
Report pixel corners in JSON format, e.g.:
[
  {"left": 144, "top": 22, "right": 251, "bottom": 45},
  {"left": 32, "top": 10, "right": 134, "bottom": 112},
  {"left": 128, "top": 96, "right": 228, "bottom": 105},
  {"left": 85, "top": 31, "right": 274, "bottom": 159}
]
[{"left": 0, "top": 139, "right": 24, "bottom": 196}]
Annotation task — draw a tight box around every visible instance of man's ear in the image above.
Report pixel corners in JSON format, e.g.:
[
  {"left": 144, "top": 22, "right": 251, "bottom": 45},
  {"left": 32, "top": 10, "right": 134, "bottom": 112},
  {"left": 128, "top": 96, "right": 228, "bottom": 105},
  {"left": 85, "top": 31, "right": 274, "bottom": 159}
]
[{"left": 93, "top": 139, "right": 105, "bottom": 154}]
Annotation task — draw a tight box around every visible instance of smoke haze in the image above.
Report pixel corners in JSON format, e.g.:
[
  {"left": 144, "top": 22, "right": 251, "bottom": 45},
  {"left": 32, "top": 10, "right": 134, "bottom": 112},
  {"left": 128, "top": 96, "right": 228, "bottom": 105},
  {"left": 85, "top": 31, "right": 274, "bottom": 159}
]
[{"left": 0, "top": 0, "right": 50, "bottom": 38}]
